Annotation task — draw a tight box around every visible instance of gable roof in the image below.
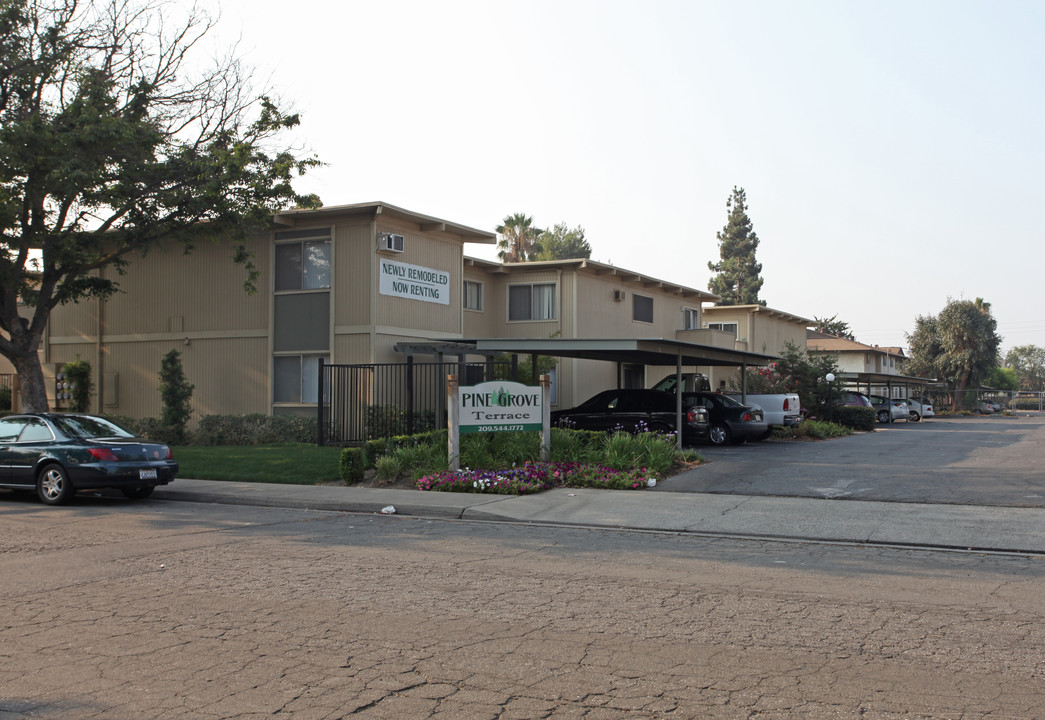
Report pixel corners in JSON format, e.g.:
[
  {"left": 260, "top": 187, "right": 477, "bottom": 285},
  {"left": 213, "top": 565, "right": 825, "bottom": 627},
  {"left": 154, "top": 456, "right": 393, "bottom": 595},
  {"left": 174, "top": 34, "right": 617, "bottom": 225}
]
[
  {"left": 465, "top": 256, "right": 718, "bottom": 302},
  {"left": 806, "top": 330, "right": 906, "bottom": 358},
  {"left": 703, "top": 304, "right": 814, "bottom": 326},
  {"left": 272, "top": 201, "right": 496, "bottom": 243}
]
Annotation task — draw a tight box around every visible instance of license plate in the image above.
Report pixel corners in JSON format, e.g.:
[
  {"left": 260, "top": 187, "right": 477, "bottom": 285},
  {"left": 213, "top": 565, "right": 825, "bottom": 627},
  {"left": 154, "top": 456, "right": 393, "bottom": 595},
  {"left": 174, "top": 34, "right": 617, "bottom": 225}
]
[{"left": 139, "top": 469, "right": 158, "bottom": 480}]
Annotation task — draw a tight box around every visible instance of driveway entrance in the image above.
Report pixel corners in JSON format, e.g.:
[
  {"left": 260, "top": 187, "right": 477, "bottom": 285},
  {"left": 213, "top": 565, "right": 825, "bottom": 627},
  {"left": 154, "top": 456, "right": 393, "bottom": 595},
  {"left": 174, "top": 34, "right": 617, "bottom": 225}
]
[{"left": 658, "top": 416, "right": 1045, "bottom": 508}]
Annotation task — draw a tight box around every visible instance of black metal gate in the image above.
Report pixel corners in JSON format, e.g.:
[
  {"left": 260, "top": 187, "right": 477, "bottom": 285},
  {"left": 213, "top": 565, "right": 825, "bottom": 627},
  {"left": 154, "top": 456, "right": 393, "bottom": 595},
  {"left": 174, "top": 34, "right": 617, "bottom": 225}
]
[{"left": 317, "top": 359, "right": 512, "bottom": 445}]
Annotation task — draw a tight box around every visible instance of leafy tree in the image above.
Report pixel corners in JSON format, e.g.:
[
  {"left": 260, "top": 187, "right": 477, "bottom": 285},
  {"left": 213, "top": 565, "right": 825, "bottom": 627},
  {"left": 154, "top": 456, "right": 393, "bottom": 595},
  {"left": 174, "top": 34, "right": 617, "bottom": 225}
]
[
  {"left": 707, "top": 186, "right": 765, "bottom": 306},
  {"left": 532, "top": 222, "right": 591, "bottom": 261},
  {"left": 496, "top": 213, "right": 544, "bottom": 262},
  {"left": 813, "top": 314, "right": 855, "bottom": 340},
  {"left": 0, "top": 0, "right": 320, "bottom": 412},
  {"left": 906, "top": 298, "right": 1001, "bottom": 410},
  {"left": 1005, "top": 345, "right": 1045, "bottom": 391},
  {"left": 159, "top": 349, "right": 194, "bottom": 444},
  {"left": 985, "top": 366, "right": 1018, "bottom": 391},
  {"left": 732, "top": 341, "right": 840, "bottom": 416}
]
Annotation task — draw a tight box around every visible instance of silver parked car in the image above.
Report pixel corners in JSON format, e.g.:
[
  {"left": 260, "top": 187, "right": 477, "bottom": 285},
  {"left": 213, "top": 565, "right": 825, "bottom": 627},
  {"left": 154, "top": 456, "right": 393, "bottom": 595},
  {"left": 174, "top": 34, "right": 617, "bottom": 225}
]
[
  {"left": 868, "top": 395, "right": 909, "bottom": 424},
  {"left": 906, "top": 396, "right": 935, "bottom": 422}
]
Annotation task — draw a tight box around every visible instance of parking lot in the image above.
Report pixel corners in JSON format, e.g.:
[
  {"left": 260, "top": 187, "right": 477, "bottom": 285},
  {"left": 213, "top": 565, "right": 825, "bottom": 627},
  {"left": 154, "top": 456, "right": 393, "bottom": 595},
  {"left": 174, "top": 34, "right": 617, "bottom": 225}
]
[{"left": 658, "top": 414, "right": 1045, "bottom": 508}]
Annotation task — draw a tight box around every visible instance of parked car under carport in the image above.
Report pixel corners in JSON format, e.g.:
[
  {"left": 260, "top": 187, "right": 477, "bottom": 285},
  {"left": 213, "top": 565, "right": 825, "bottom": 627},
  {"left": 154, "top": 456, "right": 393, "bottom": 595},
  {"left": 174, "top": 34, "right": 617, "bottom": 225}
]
[
  {"left": 680, "top": 391, "right": 768, "bottom": 446},
  {"left": 551, "top": 389, "right": 710, "bottom": 445}
]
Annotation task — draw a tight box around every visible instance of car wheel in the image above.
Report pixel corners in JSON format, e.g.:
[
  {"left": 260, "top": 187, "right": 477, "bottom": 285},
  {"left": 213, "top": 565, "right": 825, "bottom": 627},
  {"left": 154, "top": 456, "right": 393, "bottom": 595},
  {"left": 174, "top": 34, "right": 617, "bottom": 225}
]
[
  {"left": 645, "top": 422, "right": 671, "bottom": 436},
  {"left": 37, "top": 464, "right": 75, "bottom": 506},
  {"left": 709, "top": 424, "right": 731, "bottom": 446},
  {"left": 121, "top": 486, "right": 155, "bottom": 500},
  {"left": 909, "top": 411, "right": 921, "bottom": 422},
  {"left": 876, "top": 410, "right": 891, "bottom": 423}
]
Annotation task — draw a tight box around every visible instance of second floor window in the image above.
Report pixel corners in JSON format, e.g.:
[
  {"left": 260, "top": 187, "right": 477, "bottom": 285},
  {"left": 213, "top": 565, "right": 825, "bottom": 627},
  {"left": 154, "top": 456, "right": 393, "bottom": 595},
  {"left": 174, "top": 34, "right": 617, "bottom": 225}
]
[
  {"left": 275, "top": 237, "right": 331, "bottom": 291},
  {"left": 633, "top": 294, "right": 653, "bottom": 323},
  {"left": 464, "top": 280, "right": 483, "bottom": 310},
  {"left": 509, "top": 283, "right": 555, "bottom": 321},
  {"left": 683, "top": 308, "right": 699, "bottom": 330},
  {"left": 707, "top": 321, "right": 738, "bottom": 338}
]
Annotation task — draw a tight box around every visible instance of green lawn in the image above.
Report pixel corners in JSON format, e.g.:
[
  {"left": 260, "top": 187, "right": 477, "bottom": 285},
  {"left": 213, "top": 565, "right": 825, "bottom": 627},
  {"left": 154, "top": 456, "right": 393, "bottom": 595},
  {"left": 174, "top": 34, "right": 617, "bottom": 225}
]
[{"left": 173, "top": 444, "right": 343, "bottom": 484}]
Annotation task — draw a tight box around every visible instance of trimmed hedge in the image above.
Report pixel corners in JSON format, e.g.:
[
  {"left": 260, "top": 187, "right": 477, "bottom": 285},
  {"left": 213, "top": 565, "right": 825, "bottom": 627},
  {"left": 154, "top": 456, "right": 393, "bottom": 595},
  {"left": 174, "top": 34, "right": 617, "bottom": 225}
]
[
  {"left": 106, "top": 413, "right": 318, "bottom": 445},
  {"left": 831, "top": 406, "right": 876, "bottom": 432}
]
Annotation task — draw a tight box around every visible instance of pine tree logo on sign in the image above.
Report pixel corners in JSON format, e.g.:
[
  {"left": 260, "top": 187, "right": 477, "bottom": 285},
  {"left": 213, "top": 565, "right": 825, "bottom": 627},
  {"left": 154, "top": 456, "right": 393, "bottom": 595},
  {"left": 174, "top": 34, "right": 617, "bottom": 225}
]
[{"left": 459, "top": 381, "right": 542, "bottom": 433}]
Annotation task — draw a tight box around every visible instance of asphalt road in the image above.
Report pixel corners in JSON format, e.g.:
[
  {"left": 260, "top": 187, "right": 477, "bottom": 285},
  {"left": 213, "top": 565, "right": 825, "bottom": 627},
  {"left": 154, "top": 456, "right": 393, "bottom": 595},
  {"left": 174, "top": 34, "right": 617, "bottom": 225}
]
[
  {"left": 2, "top": 499, "right": 1043, "bottom": 719},
  {"left": 659, "top": 415, "right": 1045, "bottom": 507}
]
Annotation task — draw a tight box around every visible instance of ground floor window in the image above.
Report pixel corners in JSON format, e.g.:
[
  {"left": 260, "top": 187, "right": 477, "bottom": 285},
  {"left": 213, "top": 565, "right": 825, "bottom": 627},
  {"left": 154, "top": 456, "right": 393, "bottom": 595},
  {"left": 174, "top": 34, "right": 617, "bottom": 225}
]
[{"left": 274, "top": 354, "right": 329, "bottom": 403}]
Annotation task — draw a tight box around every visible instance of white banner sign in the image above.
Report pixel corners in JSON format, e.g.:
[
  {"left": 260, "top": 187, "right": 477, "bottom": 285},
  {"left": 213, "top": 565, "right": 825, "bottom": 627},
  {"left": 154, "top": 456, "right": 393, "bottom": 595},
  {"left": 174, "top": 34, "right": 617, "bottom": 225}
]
[
  {"left": 379, "top": 258, "right": 450, "bottom": 305},
  {"left": 458, "top": 381, "right": 543, "bottom": 433}
]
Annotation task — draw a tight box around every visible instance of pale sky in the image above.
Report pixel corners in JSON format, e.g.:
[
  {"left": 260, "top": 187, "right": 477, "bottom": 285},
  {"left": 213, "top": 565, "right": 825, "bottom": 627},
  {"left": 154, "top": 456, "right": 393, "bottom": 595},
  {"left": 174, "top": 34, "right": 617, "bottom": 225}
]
[{"left": 211, "top": 0, "right": 1045, "bottom": 354}]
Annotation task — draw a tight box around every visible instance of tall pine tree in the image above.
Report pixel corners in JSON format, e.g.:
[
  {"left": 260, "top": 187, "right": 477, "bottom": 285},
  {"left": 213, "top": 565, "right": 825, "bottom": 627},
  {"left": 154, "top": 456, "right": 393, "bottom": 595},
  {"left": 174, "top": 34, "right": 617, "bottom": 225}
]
[{"left": 707, "top": 187, "right": 766, "bottom": 306}]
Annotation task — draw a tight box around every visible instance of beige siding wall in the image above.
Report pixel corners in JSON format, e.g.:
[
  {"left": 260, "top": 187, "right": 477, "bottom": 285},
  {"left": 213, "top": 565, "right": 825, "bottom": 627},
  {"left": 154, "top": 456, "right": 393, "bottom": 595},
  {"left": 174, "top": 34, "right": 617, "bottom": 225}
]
[
  {"left": 332, "top": 221, "right": 372, "bottom": 329},
  {"left": 572, "top": 273, "right": 698, "bottom": 339},
  {"left": 374, "top": 221, "right": 462, "bottom": 339},
  {"left": 90, "top": 336, "right": 268, "bottom": 422},
  {"left": 43, "top": 236, "right": 271, "bottom": 419},
  {"left": 750, "top": 315, "right": 806, "bottom": 357},
  {"left": 105, "top": 240, "right": 268, "bottom": 335},
  {"left": 462, "top": 266, "right": 502, "bottom": 338}
]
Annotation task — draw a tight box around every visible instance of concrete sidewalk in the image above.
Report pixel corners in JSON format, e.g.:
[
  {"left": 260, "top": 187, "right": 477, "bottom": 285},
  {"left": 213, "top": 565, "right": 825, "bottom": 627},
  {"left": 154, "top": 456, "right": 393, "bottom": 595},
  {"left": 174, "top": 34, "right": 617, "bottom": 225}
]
[{"left": 153, "top": 479, "right": 1045, "bottom": 554}]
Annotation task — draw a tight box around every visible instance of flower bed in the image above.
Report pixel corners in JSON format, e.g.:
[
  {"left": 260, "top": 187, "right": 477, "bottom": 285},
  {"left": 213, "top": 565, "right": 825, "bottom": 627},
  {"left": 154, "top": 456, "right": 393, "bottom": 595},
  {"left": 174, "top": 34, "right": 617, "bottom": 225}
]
[{"left": 416, "top": 461, "right": 658, "bottom": 494}]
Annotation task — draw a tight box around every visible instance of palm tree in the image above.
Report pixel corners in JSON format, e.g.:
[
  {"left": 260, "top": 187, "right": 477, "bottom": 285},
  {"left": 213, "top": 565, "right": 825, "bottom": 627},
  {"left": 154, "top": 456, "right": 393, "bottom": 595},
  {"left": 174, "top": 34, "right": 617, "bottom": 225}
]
[{"left": 496, "top": 213, "right": 543, "bottom": 263}]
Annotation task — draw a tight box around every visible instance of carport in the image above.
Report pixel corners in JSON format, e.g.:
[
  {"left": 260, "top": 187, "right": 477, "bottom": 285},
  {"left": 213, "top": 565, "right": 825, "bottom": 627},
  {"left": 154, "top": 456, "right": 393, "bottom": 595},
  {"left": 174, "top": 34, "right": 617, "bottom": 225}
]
[
  {"left": 834, "top": 372, "right": 937, "bottom": 400},
  {"left": 393, "top": 337, "right": 779, "bottom": 449}
]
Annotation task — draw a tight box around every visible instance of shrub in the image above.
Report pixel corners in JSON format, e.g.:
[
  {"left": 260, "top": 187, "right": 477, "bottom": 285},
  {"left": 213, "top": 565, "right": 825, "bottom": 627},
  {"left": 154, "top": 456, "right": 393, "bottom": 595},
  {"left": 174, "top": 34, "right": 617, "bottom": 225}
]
[
  {"left": 364, "top": 429, "right": 447, "bottom": 466},
  {"left": 794, "top": 419, "right": 851, "bottom": 440},
  {"left": 374, "top": 454, "right": 403, "bottom": 482},
  {"left": 339, "top": 447, "right": 366, "bottom": 483},
  {"left": 63, "top": 357, "right": 93, "bottom": 412},
  {"left": 192, "top": 414, "right": 317, "bottom": 445},
  {"left": 831, "top": 406, "right": 875, "bottom": 431},
  {"left": 0, "top": 385, "right": 13, "bottom": 411},
  {"left": 159, "top": 349, "right": 194, "bottom": 444},
  {"left": 365, "top": 404, "right": 437, "bottom": 439}
]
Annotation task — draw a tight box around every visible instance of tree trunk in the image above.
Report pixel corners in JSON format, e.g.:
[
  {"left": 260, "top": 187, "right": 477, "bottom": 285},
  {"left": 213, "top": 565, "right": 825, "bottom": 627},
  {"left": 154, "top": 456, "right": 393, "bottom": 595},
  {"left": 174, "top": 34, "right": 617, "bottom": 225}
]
[
  {"left": 11, "top": 349, "right": 49, "bottom": 412},
  {"left": 0, "top": 308, "right": 50, "bottom": 413}
]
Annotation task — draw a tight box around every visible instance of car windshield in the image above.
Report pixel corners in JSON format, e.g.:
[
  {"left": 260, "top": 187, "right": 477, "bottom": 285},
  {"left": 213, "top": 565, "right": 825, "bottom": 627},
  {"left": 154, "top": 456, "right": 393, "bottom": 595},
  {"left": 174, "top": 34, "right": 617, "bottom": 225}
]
[{"left": 51, "top": 415, "right": 135, "bottom": 439}]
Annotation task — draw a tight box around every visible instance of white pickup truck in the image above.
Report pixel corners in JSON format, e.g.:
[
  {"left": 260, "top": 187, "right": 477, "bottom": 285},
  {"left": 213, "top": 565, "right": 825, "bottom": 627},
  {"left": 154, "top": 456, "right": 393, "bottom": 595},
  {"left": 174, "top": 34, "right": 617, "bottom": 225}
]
[{"left": 651, "top": 373, "right": 801, "bottom": 429}]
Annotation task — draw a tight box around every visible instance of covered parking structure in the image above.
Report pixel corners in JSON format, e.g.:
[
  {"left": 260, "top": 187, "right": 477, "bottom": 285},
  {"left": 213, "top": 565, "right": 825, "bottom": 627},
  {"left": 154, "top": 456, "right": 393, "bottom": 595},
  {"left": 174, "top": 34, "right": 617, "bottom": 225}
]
[
  {"left": 832, "top": 372, "right": 937, "bottom": 401},
  {"left": 393, "top": 337, "right": 779, "bottom": 449}
]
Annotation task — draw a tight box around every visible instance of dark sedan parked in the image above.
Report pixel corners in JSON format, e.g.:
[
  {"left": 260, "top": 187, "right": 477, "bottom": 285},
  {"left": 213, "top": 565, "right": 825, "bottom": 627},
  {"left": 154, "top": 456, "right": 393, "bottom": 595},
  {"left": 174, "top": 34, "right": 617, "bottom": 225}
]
[
  {"left": 0, "top": 414, "right": 178, "bottom": 505},
  {"left": 680, "top": 391, "right": 768, "bottom": 445},
  {"left": 551, "top": 389, "right": 710, "bottom": 445}
]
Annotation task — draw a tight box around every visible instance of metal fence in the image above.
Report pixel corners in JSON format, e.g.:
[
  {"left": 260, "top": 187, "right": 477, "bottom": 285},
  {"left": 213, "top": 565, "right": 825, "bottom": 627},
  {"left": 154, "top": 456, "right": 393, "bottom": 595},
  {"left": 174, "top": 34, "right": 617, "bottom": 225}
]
[
  {"left": 317, "top": 359, "right": 512, "bottom": 445},
  {"left": 0, "top": 374, "right": 13, "bottom": 411}
]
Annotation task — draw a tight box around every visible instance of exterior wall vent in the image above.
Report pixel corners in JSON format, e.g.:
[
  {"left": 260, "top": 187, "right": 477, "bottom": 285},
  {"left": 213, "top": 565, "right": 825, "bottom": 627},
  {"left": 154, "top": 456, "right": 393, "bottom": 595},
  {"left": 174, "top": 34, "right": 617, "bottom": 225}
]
[
  {"left": 613, "top": 289, "right": 625, "bottom": 301},
  {"left": 380, "top": 233, "right": 405, "bottom": 252}
]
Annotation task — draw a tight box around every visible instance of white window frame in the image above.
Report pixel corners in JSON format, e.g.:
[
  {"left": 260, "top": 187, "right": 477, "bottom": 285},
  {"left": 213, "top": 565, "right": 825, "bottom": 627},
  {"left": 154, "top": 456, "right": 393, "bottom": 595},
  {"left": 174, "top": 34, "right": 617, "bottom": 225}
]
[
  {"left": 508, "top": 283, "right": 556, "bottom": 321},
  {"left": 275, "top": 238, "right": 331, "bottom": 292},
  {"left": 707, "top": 321, "right": 738, "bottom": 338},
  {"left": 683, "top": 307, "right": 700, "bottom": 330},
  {"left": 464, "top": 280, "right": 483, "bottom": 311},
  {"left": 274, "top": 354, "right": 330, "bottom": 404}
]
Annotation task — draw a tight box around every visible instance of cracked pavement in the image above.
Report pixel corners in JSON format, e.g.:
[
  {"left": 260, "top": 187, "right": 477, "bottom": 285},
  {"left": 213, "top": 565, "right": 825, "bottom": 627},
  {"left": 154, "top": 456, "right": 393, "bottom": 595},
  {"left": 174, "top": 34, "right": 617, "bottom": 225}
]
[{"left": 2, "top": 498, "right": 1043, "bottom": 719}]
